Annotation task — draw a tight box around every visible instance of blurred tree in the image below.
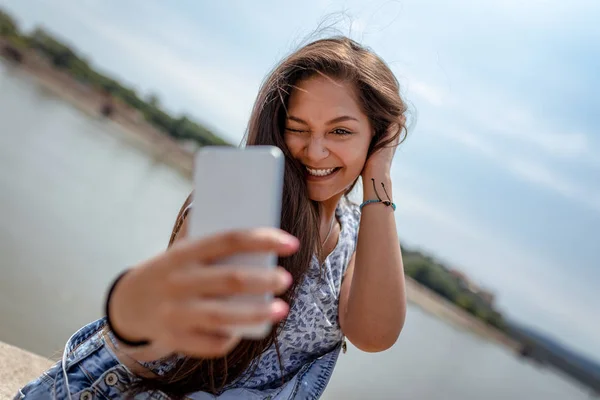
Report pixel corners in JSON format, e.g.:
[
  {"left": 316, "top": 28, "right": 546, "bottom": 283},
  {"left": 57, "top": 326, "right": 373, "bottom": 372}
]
[
  {"left": 146, "top": 93, "right": 160, "bottom": 108},
  {"left": 486, "top": 311, "right": 506, "bottom": 331},
  {"left": 456, "top": 293, "right": 480, "bottom": 316},
  {"left": 0, "top": 10, "right": 18, "bottom": 37},
  {"left": 403, "top": 248, "right": 507, "bottom": 330},
  {"left": 28, "top": 28, "right": 74, "bottom": 68}
]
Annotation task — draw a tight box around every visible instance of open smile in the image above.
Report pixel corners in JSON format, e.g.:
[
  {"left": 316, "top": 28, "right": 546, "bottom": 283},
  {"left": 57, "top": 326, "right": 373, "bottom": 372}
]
[{"left": 304, "top": 165, "right": 342, "bottom": 180}]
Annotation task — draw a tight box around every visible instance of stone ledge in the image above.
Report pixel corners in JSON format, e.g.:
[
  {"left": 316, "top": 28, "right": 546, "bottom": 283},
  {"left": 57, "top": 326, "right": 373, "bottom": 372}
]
[{"left": 0, "top": 341, "right": 53, "bottom": 400}]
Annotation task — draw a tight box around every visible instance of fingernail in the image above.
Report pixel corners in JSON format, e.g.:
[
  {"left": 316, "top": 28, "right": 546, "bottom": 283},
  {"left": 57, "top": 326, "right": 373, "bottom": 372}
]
[
  {"left": 280, "top": 271, "right": 293, "bottom": 287},
  {"left": 280, "top": 234, "right": 299, "bottom": 247},
  {"left": 271, "top": 301, "right": 289, "bottom": 316}
]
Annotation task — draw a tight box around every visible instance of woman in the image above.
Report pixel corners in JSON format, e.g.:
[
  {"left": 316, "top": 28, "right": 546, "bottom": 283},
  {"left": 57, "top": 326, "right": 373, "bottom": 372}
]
[{"left": 16, "top": 36, "right": 408, "bottom": 400}]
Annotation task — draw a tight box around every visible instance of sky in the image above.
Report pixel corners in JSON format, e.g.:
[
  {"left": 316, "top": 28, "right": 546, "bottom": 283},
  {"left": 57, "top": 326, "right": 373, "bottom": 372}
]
[{"left": 2, "top": 0, "right": 598, "bottom": 360}]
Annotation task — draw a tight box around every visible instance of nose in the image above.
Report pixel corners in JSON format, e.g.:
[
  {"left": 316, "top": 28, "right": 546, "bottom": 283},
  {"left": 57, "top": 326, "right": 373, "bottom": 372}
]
[{"left": 305, "top": 137, "right": 329, "bottom": 163}]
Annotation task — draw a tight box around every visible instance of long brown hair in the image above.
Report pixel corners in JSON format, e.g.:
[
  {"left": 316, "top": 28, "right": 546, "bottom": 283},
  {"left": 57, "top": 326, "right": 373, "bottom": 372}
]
[{"left": 128, "top": 36, "right": 407, "bottom": 399}]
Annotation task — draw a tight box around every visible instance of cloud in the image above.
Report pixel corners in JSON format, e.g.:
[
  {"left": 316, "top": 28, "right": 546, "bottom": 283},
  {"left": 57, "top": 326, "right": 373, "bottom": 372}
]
[
  {"left": 383, "top": 3, "right": 598, "bottom": 167},
  {"left": 414, "top": 77, "right": 599, "bottom": 213},
  {"left": 409, "top": 80, "right": 445, "bottom": 107},
  {"left": 479, "top": 105, "right": 593, "bottom": 160},
  {"left": 471, "top": 0, "right": 600, "bottom": 25},
  {"left": 506, "top": 159, "right": 600, "bottom": 212},
  {"left": 409, "top": 74, "right": 596, "bottom": 163},
  {"left": 434, "top": 127, "right": 496, "bottom": 158},
  {"left": 433, "top": 127, "right": 600, "bottom": 214}
]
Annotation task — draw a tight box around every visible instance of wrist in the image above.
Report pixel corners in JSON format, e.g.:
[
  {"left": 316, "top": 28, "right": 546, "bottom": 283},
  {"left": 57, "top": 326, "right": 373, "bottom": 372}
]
[
  {"left": 362, "top": 165, "right": 391, "bottom": 181},
  {"left": 106, "top": 269, "right": 151, "bottom": 346},
  {"left": 362, "top": 171, "right": 392, "bottom": 192}
]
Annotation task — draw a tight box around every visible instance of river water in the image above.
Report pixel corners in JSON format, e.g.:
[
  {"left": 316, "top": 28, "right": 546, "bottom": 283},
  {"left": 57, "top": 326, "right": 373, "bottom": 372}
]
[{"left": 0, "top": 61, "right": 591, "bottom": 399}]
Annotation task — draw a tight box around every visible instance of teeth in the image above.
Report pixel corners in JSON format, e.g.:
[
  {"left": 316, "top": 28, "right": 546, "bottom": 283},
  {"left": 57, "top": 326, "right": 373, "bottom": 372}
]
[{"left": 306, "top": 166, "right": 336, "bottom": 177}]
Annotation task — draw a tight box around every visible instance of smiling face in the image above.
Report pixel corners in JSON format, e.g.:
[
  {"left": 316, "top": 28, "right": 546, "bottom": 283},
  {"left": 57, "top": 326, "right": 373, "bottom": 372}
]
[{"left": 283, "top": 74, "right": 373, "bottom": 203}]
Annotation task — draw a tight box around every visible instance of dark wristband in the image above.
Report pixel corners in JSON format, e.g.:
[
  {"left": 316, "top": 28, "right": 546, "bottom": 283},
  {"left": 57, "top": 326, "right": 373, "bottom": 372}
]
[{"left": 104, "top": 269, "right": 150, "bottom": 347}]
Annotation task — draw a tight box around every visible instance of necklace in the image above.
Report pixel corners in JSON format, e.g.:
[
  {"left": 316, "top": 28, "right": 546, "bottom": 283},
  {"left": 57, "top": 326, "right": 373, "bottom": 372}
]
[{"left": 321, "top": 217, "right": 335, "bottom": 246}]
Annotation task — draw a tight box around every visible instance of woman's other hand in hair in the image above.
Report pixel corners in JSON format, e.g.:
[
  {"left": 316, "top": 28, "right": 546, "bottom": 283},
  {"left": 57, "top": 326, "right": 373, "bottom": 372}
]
[{"left": 362, "top": 118, "right": 405, "bottom": 178}]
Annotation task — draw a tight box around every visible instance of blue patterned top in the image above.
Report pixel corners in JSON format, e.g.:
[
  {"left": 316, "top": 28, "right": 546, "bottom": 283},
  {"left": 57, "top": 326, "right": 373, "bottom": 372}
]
[{"left": 141, "top": 196, "right": 361, "bottom": 392}]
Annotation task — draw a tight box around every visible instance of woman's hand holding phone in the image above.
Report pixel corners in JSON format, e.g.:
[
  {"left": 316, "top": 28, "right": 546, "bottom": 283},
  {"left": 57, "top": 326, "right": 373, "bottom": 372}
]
[{"left": 108, "top": 227, "right": 298, "bottom": 359}]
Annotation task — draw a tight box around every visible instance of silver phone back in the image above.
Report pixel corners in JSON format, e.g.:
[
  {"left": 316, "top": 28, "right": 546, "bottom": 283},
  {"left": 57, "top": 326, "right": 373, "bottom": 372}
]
[{"left": 188, "top": 145, "right": 285, "bottom": 338}]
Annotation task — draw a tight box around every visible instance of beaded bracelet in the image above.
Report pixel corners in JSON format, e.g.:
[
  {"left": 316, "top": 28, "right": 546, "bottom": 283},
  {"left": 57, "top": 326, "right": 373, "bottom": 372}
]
[
  {"left": 360, "top": 178, "right": 396, "bottom": 211},
  {"left": 360, "top": 199, "right": 396, "bottom": 211}
]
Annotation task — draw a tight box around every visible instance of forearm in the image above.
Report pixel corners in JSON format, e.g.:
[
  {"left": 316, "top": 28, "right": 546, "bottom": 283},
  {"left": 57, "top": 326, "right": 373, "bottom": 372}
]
[{"left": 343, "top": 172, "right": 406, "bottom": 350}]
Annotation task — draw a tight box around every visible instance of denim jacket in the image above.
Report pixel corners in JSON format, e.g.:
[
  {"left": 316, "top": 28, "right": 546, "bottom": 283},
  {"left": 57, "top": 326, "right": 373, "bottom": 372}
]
[{"left": 14, "top": 317, "right": 342, "bottom": 400}]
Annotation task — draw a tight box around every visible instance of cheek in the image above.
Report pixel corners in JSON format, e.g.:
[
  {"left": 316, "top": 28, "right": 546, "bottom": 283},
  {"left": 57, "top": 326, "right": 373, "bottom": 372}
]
[
  {"left": 342, "top": 140, "right": 370, "bottom": 170},
  {"left": 346, "top": 154, "right": 367, "bottom": 175},
  {"left": 336, "top": 147, "right": 368, "bottom": 182},
  {"left": 284, "top": 134, "right": 303, "bottom": 155}
]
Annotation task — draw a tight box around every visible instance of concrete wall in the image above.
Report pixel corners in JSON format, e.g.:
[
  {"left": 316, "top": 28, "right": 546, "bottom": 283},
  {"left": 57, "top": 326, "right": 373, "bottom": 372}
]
[{"left": 0, "top": 341, "right": 53, "bottom": 400}]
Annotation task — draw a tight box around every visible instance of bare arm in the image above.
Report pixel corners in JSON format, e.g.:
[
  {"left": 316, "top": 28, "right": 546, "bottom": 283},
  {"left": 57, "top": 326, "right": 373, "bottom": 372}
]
[{"left": 338, "top": 172, "right": 406, "bottom": 352}]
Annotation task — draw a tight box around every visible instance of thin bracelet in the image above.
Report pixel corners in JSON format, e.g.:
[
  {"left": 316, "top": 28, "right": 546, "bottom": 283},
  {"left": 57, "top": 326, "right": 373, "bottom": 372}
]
[
  {"left": 104, "top": 269, "right": 151, "bottom": 347},
  {"left": 360, "top": 199, "right": 397, "bottom": 211}
]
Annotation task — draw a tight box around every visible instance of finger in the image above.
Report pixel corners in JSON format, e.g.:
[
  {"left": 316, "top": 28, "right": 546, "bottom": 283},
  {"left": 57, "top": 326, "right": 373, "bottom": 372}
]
[
  {"left": 170, "top": 228, "right": 299, "bottom": 266},
  {"left": 163, "top": 298, "right": 289, "bottom": 333},
  {"left": 165, "top": 330, "right": 241, "bottom": 358},
  {"left": 168, "top": 266, "right": 293, "bottom": 297}
]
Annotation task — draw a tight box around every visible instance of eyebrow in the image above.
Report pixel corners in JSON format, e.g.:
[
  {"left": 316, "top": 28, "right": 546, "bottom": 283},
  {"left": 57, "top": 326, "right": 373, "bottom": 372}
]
[{"left": 286, "top": 115, "right": 359, "bottom": 125}]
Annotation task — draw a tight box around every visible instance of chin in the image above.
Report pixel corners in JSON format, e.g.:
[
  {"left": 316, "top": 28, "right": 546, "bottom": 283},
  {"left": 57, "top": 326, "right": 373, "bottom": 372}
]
[
  {"left": 307, "top": 193, "right": 332, "bottom": 202},
  {"left": 307, "top": 187, "right": 343, "bottom": 203}
]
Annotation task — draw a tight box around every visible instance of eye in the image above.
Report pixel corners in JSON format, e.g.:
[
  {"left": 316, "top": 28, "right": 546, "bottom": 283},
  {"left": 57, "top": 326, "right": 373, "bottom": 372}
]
[
  {"left": 285, "top": 127, "right": 308, "bottom": 134},
  {"left": 331, "top": 128, "right": 352, "bottom": 136}
]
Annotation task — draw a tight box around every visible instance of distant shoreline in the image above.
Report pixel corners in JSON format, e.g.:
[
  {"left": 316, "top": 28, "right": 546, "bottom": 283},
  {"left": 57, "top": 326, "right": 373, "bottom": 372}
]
[
  {"left": 0, "top": 43, "right": 196, "bottom": 180},
  {"left": 405, "top": 277, "right": 520, "bottom": 350},
  {"left": 0, "top": 50, "right": 520, "bottom": 354}
]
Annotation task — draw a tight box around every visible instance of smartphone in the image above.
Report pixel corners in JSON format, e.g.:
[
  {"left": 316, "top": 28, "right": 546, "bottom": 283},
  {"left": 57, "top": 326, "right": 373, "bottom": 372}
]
[{"left": 188, "top": 145, "right": 285, "bottom": 339}]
